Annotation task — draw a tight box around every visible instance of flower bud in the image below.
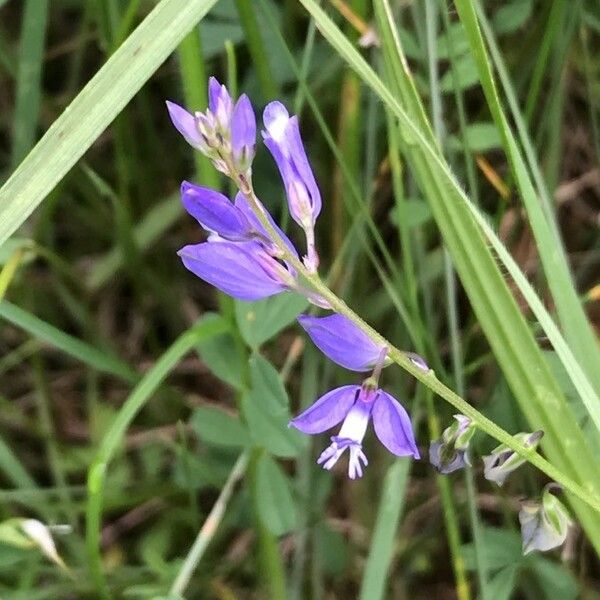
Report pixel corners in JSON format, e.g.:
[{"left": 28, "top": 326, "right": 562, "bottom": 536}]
[
  {"left": 519, "top": 484, "right": 572, "bottom": 554},
  {"left": 429, "top": 415, "right": 475, "bottom": 474},
  {"left": 483, "top": 430, "right": 544, "bottom": 486}
]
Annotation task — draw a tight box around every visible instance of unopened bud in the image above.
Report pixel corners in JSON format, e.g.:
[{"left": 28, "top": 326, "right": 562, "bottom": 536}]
[
  {"left": 520, "top": 484, "right": 572, "bottom": 554},
  {"left": 430, "top": 415, "right": 475, "bottom": 474},
  {"left": 483, "top": 430, "right": 544, "bottom": 486}
]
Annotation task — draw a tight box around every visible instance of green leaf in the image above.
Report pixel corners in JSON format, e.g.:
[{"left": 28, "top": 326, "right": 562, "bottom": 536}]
[
  {"left": 11, "top": 0, "right": 49, "bottom": 168},
  {"left": 390, "top": 199, "right": 432, "bottom": 229},
  {"left": 447, "top": 122, "right": 502, "bottom": 152},
  {"left": 235, "top": 292, "right": 309, "bottom": 349},
  {"left": 241, "top": 355, "right": 305, "bottom": 457},
  {"left": 492, "top": 0, "right": 533, "bottom": 35},
  {"left": 530, "top": 557, "right": 579, "bottom": 600},
  {"left": 436, "top": 21, "right": 470, "bottom": 60},
  {"left": 462, "top": 528, "right": 521, "bottom": 571},
  {"left": 0, "top": 0, "right": 219, "bottom": 247},
  {"left": 439, "top": 52, "right": 480, "bottom": 92},
  {"left": 255, "top": 453, "right": 297, "bottom": 536},
  {"left": 196, "top": 316, "right": 245, "bottom": 389},
  {"left": 190, "top": 406, "right": 250, "bottom": 448},
  {"left": 486, "top": 564, "right": 519, "bottom": 600},
  {"left": 0, "top": 300, "right": 137, "bottom": 383}
]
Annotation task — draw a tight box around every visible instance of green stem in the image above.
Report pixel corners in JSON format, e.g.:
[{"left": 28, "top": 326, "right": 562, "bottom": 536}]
[
  {"left": 235, "top": 0, "right": 278, "bottom": 100},
  {"left": 230, "top": 171, "right": 600, "bottom": 517},
  {"left": 169, "top": 452, "right": 249, "bottom": 595}
]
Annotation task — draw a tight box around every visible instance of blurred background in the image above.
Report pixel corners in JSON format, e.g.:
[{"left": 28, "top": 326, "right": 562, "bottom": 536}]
[{"left": 0, "top": 0, "right": 599, "bottom": 598}]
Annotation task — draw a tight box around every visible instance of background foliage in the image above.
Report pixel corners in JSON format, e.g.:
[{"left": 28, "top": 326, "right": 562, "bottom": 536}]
[{"left": 0, "top": 0, "right": 599, "bottom": 598}]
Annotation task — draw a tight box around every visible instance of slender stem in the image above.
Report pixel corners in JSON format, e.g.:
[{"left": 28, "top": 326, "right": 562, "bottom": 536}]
[
  {"left": 169, "top": 452, "right": 249, "bottom": 596},
  {"left": 229, "top": 172, "right": 600, "bottom": 516},
  {"left": 426, "top": 392, "right": 470, "bottom": 600}
]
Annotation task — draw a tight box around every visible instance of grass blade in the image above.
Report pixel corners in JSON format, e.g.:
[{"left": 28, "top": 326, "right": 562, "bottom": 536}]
[
  {"left": 0, "top": 0, "right": 219, "bottom": 247},
  {"left": 0, "top": 300, "right": 136, "bottom": 383},
  {"left": 299, "top": 0, "right": 600, "bottom": 552},
  {"left": 453, "top": 0, "right": 600, "bottom": 398},
  {"left": 11, "top": 0, "right": 49, "bottom": 168},
  {"left": 359, "top": 460, "right": 410, "bottom": 600},
  {"left": 85, "top": 316, "right": 229, "bottom": 596}
]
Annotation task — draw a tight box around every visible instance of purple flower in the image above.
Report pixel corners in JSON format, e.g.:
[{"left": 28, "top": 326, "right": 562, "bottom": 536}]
[
  {"left": 181, "top": 181, "right": 254, "bottom": 241},
  {"left": 178, "top": 241, "right": 293, "bottom": 301},
  {"left": 167, "top": 77, "right": 256, "bottom": 175},
  {"left": 263, "top": 101, "right": 321, "bottom": 270},
  {"left": 263, "top": 102, "right": 321, "bottom": 225},
  {"left": 297, "top": 314, "right": 389, "bottom": 372},
  {"left": 290, "top": 380, "right": 419, "bottom": 479}
]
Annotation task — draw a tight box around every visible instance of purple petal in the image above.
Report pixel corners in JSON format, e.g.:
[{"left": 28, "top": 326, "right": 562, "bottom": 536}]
[
  {"left": 166, "top": 101, "right": 202, "bottom": 148},
  {"left": 284, "top": 116, "right": 321, "bottom": 218},
  {"left": 262, "top": 102, "right": 321, "bottom": 223},
  {"left": 178, "top": 242, "right": 286, "bottom": 300},
  {"left": 181, "top": 182, "right": 251, "bottom": 239},
  {"left": 297, "top": 314, "right": 384, "bottom": 372},
  {"left": 290, "top": 385, "right": 359, "bottom": 434},
  {"left": 231, "top": 94, "right": 256, "bottom": 156},
  {"left": 372, "top": 391, "right": 419, "bottom": 458},
  {"left": 208, "top": 77, "right": 221, "bottom": 114},
  {"left": 263, "top": 101, "right": 291, "bottom": 142},
  {"left": 234, "top": 193, "right": 299, "bottom": 258}
]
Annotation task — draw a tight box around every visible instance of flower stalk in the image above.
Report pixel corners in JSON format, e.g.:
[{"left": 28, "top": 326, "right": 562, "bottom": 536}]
[{"left": 228, "top": 170, "right": 600, "bottom": 514}]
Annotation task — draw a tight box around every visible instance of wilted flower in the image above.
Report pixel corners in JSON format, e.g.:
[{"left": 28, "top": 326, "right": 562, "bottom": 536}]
[
  {"left": 519, "top": 484, "right": 572, "bottom": 554},
  {"left": 263, "top": 101, "right": 321, "bottom": 270},
  {"left": 166, "top": 77, "right": 256, "bottom": 177},
  {"left": 0, "top": 518, "right": 69, "bottom": 570},
  {"left": 483, "top": 430, "right": 544, "bottom": 486},
  {"left": 429, "top": 414, "right": 475, "bottom": 474},
  {"left": 290, "top": 377, "right": 419, "bottom": 479}
]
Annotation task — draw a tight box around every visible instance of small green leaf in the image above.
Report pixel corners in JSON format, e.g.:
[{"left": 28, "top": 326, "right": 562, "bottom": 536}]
[
  {"left": 436, "top": 21, "right": 470, "bottom": 60},
  {"left": 486, "top": 564, "right": 519, "bottom": 600},
  {"left": 190, "top": 406, "right": 250, "bottom": 447},
  {"left": 255, "top": 453, "right": 297, "bottom": 535},
  {"left": 235, "top": 292, "right": 308, "bottom": 348},
  {"left": 439, "top": 53, "right": 480, "bottom": 92},
  {"left": 196, "top": 315, "right": 244, "bottom": 389},
  {"left": 241, "top": 355, "right": 305, "bottom": 457},
  {"left": 249, "top": 355, "right": 289, "bottom": 411},
  {"left": 390, "top": 199, "right": 432, "bottom": 229},
  {"left": 447, "top": 122, "right": 502, "bottom": 152},
  {"left": 492, "top": 0, "right": 533, "bottom": 35}
]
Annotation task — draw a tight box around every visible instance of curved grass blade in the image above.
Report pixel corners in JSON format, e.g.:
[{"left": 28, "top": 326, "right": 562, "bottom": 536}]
[
  {"left": 0, "top": 300, "right": 137, "bottom": 383},
  {"left": 298, "top": 0, "right": 600, "bottom": 553},
  {"left": 85, "top": 316, "right": 228, "bottom": 597},
  {"left": 453, "top": 0, "right": 600, "bottom": 398}
]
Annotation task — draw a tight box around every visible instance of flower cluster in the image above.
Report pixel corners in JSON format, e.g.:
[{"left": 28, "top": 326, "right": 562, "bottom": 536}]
[
  {"left": 167, "top": 79, "right": 422, "bottom": 480},
  {"left": 169, "top": 78, "right": 570, "bottom": 555}
]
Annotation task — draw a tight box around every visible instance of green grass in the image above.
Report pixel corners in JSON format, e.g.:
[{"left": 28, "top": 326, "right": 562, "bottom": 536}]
[{"left": 0, "top": 0, "right": 598, "bottom": 598}]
